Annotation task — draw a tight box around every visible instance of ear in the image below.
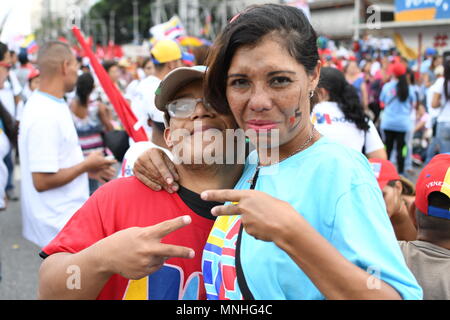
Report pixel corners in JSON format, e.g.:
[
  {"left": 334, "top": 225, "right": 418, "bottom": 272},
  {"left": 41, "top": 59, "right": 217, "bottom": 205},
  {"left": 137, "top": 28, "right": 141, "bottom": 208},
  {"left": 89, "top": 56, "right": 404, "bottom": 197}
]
[
  {"left": 408, "top": 202, "right": 418, "bottom": 229},
  {"left": 395, "top": 180, "right": 403, "bottom": 195},
  {"left": 164, "top": 127, "right": 173, "bottom": 148},
  {"left": 167, "top": 60, "right": 179, "bottom": 71},
  {"left": 61, "top": 59, "right": 69, "bottom": 76},
  {"left": 309, "top": 60, "right": 322, "bottom": 92}
]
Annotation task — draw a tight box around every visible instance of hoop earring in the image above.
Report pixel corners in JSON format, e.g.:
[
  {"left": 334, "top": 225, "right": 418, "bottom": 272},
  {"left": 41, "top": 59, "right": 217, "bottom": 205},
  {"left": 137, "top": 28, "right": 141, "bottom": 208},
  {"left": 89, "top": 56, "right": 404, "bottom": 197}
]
[{"left": 309, "top": 90, "right": 315, "bottom": 98}]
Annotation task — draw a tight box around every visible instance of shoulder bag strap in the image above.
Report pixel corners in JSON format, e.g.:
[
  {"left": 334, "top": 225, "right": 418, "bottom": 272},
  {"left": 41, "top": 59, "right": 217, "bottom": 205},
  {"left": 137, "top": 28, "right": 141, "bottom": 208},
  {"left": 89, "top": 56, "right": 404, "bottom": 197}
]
[{"left": 235, "top": 167, "right": 260, "bottom": 300}]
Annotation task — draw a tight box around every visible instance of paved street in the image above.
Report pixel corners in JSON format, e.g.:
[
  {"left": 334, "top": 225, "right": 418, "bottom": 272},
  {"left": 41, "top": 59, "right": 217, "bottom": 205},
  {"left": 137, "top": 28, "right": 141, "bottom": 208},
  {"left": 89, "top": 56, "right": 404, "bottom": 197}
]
[{"left": 0, "top": 171, "right": 41, "bottom": 300}]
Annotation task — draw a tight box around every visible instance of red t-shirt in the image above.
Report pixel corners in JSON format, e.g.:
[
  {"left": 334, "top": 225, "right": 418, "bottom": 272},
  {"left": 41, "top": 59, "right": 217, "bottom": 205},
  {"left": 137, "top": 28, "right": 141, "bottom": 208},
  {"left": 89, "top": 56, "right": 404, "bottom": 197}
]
[{"left": 41, "top": 177, "right": 215, "bottom": 300}]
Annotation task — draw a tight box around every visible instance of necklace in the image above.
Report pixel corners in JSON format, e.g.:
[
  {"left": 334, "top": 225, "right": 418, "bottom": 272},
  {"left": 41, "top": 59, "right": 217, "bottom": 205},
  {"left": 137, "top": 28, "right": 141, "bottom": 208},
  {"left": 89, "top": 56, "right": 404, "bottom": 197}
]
[{"left": 247, "top": 127, "right": 319, "bottom": 185}]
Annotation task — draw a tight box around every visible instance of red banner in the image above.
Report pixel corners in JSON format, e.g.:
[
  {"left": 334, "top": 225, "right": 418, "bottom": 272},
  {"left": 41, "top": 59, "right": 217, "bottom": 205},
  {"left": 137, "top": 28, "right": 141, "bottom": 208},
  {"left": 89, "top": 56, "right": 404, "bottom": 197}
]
[{"left": 71, "top": 26, "right": 148, "bottom": 142}]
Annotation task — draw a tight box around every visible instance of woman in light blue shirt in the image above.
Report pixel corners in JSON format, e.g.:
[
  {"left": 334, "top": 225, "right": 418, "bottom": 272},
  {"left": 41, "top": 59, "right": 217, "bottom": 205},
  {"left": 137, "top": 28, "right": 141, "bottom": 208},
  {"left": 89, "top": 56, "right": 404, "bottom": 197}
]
[
  {"left": 380, "top": 63, "right": 417, "bottom": 174},
  {"left": 135, "top": 4, "right": 423, "bottom": 300}
]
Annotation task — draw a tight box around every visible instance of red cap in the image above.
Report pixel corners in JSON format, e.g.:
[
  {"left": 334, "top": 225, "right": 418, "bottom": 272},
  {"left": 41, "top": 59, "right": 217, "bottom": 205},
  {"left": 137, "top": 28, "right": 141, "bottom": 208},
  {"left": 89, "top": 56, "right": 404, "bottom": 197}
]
[
  {"left": 28, "top": 68, "right": 40, "bottom": 80},
  {"left": 369, "top": 158, "right": 401, "bottom": 189},
  {"left": 415, "top": 154, "right": 450, "bottom": 217},
  {"left": 391, "top": 63, "right": 407, "bottom": 77}
]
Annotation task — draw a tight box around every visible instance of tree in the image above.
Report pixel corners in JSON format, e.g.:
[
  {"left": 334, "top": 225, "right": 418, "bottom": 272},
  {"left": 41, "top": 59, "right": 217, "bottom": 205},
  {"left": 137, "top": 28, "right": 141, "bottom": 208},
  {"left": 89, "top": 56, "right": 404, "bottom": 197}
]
[{"left": 87, "top": 0, "right": 158, "bottom": 44}]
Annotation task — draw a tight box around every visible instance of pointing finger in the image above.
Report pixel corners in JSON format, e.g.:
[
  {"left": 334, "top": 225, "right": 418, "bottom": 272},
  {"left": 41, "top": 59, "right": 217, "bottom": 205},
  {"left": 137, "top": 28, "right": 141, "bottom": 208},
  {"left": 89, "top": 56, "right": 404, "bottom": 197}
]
[
  {"left": 211, "top": 203, "right": 242, "bottom": 217},
  {"left": 200, "top": 189, "right": 247, "bottom": 203},
  {"left": 152, "top": 243, "right": 195, "bottom": 260},
  {"left": 147, "top": 215, "right": 192, "bottom": 239}
]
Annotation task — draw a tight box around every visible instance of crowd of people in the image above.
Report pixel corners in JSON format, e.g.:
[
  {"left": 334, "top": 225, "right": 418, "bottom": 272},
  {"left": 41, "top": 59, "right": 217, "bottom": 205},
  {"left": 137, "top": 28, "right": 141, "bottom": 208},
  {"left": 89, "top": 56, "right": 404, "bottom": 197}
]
[{"left": 0, "top": 3, "right": 449, "bottom": 300}]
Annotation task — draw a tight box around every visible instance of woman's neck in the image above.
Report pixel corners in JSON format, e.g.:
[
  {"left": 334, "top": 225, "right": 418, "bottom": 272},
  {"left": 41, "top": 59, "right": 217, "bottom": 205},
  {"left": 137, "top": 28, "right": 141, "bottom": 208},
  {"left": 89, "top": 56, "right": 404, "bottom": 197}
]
[
  {"left": 71, "top": 98, "right": 88, "bottom": 118},
  {"left": 258, "top": 125, "right": 321, "bottom": 167}
]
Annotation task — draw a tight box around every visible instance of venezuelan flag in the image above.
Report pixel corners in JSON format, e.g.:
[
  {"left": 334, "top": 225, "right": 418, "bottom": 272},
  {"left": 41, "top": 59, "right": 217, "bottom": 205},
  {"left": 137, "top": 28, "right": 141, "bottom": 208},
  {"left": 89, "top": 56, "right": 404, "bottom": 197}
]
[{"left": 21, "top": 34, "right": 38, "bottom": 54}]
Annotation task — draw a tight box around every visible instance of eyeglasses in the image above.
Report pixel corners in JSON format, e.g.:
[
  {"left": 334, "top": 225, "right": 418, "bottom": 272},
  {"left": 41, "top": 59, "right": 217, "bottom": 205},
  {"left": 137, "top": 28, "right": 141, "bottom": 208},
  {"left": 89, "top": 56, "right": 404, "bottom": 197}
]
[{"left": 166, "top": 98, "right": 213, "bottom": 118}]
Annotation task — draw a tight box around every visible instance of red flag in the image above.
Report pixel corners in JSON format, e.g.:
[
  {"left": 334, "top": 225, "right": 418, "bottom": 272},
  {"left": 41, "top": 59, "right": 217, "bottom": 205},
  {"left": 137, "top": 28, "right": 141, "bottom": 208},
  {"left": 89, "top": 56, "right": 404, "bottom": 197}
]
[{"left": 72, "top": 26, "right": 148, "bottom": 142}]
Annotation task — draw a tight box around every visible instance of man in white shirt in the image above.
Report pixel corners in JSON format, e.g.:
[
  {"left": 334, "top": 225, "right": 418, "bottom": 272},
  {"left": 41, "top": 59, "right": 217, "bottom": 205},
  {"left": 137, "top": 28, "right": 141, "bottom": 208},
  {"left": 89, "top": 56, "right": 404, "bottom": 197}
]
[
  {"left": 19, "top": 41, "right": 116, "bottom": 247},
  {"left": 132, "top": 40, "right": 183, "bottom": 145}
]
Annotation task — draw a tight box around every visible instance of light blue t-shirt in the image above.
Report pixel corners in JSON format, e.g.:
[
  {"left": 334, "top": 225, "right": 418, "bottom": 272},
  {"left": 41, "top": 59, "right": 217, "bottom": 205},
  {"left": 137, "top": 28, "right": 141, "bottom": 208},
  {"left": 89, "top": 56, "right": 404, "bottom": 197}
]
[
  {"left": 380, "top": 80, "right": 416, "bottom": 132},
  {"left": 202, "top": 137, "right": 423, "bottom": 300}
]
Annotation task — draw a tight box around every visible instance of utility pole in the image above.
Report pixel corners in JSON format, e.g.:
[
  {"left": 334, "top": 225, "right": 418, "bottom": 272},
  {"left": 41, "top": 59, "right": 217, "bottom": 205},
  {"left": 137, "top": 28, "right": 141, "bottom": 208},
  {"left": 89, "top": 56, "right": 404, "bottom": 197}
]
[
  {"left": 133, "top": 0, "right": 139, "bottom": 44},
  {"left": 179, "top": 0, "right": 187, "bottom": 31},
  {"left": 109, "top": 10, "right": 115, "bottom": 44},
  {"left": 222, "top": 0, "right": 228, "bottom": 27},
  {"left": 154, "top": 0, "right": 162, "bottom": 25},
  {"left": 187, "top": 0, "right": 200, "bottom": 36},
  {"left": 354, "top": 0, "right": 361, "bottom": 40},
  {"left": 47, "top": 0, "right": 53, "bottom": 40}
]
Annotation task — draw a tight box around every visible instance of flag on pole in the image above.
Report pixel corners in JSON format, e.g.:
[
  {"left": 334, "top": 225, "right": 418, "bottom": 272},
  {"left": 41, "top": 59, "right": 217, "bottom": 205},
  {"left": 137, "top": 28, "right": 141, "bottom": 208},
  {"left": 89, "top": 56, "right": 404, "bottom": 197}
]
[
  {"left": 72, "top": 26, "right": 148, "bottom": 143},
  {"left": 21, "top": 34, "right": 39, "bottom": 54},
  {"left": 150, "top": 16, "right": 186, "bottom": 41}
]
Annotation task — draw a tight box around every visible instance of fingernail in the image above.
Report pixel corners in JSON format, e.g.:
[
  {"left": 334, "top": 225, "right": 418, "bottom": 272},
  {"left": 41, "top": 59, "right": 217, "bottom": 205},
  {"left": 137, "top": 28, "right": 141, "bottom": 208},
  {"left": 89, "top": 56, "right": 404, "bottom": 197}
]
[
  {"left": 166, "top": 177, "right": 173, "bottom": 184},
  {"left": 189, "top": 250, "right": 195, "bottom": 259},
  {"left": 182, "top": 215, "right": 192, "bottom": 224},
  {"left": 165, "top": 186, "right": 173, "bottom": 194},
  {"left": 172, "top": 184, "right": 179, "bottom": 192},
  {"left": 201, "top": 192, "right": 208, "bottom": 200},
  {"left": 211, "top": 207, "right": 217, "bottom": 216}
]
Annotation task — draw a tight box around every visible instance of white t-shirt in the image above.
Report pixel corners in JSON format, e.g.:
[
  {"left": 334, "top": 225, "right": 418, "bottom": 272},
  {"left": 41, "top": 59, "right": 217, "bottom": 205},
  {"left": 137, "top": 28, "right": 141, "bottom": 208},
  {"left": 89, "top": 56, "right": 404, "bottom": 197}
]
[
  {"left": 431, "top": 78, "right": 450, "bottom": 123},
  {"left": 19, "top": 91, "right": 89, "bottom": 247},
  {"left": 118, "top": 141, "right": 173, "bottom": 178},
  {"left": 0, "top": 121, "right": 10, "bottom": 208},
  {"left": 380, "top": 37, "right": 394, "bottom": 51},
  {"left": 125, "top": 79, "right": 141, "bottom": 102},
  {"left": 312, "top": 101, "right": 385, "bottom": 154},
  {"left": 131, "top": 75, "right": 165, "bottom": 139},
  {"left": 0, "top": 72, "right": 22, "bottom": 119}
]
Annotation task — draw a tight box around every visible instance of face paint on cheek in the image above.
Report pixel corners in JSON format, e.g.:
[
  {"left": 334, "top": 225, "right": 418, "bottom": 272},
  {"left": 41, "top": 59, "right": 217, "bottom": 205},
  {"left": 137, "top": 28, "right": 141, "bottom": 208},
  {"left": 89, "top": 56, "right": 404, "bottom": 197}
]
[{"left": 287, "top": 107, "right": 302, "bottom": 131}]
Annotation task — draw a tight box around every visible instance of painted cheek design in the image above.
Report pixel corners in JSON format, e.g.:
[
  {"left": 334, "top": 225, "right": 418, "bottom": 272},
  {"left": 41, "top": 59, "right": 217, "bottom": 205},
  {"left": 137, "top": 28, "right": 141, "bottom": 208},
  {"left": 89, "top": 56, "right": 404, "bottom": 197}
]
[
  {"left": 289, "top": 108, "right": 302, "bottom": 129},
  {"left": 289, "top": 116, "right": 296, "bottom": 126}
]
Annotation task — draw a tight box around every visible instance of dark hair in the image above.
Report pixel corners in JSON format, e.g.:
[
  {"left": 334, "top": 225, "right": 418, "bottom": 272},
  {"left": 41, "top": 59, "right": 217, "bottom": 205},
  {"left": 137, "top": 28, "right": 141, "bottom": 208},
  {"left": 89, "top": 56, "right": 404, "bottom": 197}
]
[
  {"left": 18, "top": 52, "right": 29, "bottom": 65},
  {"left": 152, "top": 120, "right": 166, "bottom": 133},
  {"left": 0, "top": 42, "right": 8, "bottom": 61},
  {"left": 102, "top": 60, "right": 118, "bottom": 73},
  {"left": 396, "top": 74, "right": 409, "bottom": 102},
  {"left": 416, "top": 191, "right": 450, "bottom": 241},
  {"left": 407, "top": 68, "right": 416, "bottom": 86},
  {"left": 444, "top": 58, "right": 450, "bottom": 102},
  {"left": 75, "top": 73, "right": 95, "bottom": 106},
  {"left": 318, "top": 67, "right": 370, "bottom": 131},
  {"left": 205, "top": 4, "right": 319, "bottom": 114},
  {"left": 387, "top": 176, "right": 415, "bottom": 196},
  {"left": 192, "top": 45, "right": 210, "bottom": 66},
  {"left": 150, "top": 55, "right": 167, "bottom": 72},
  {"left": 0, "top": 101, "right": 17, "bottom": 147}
]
